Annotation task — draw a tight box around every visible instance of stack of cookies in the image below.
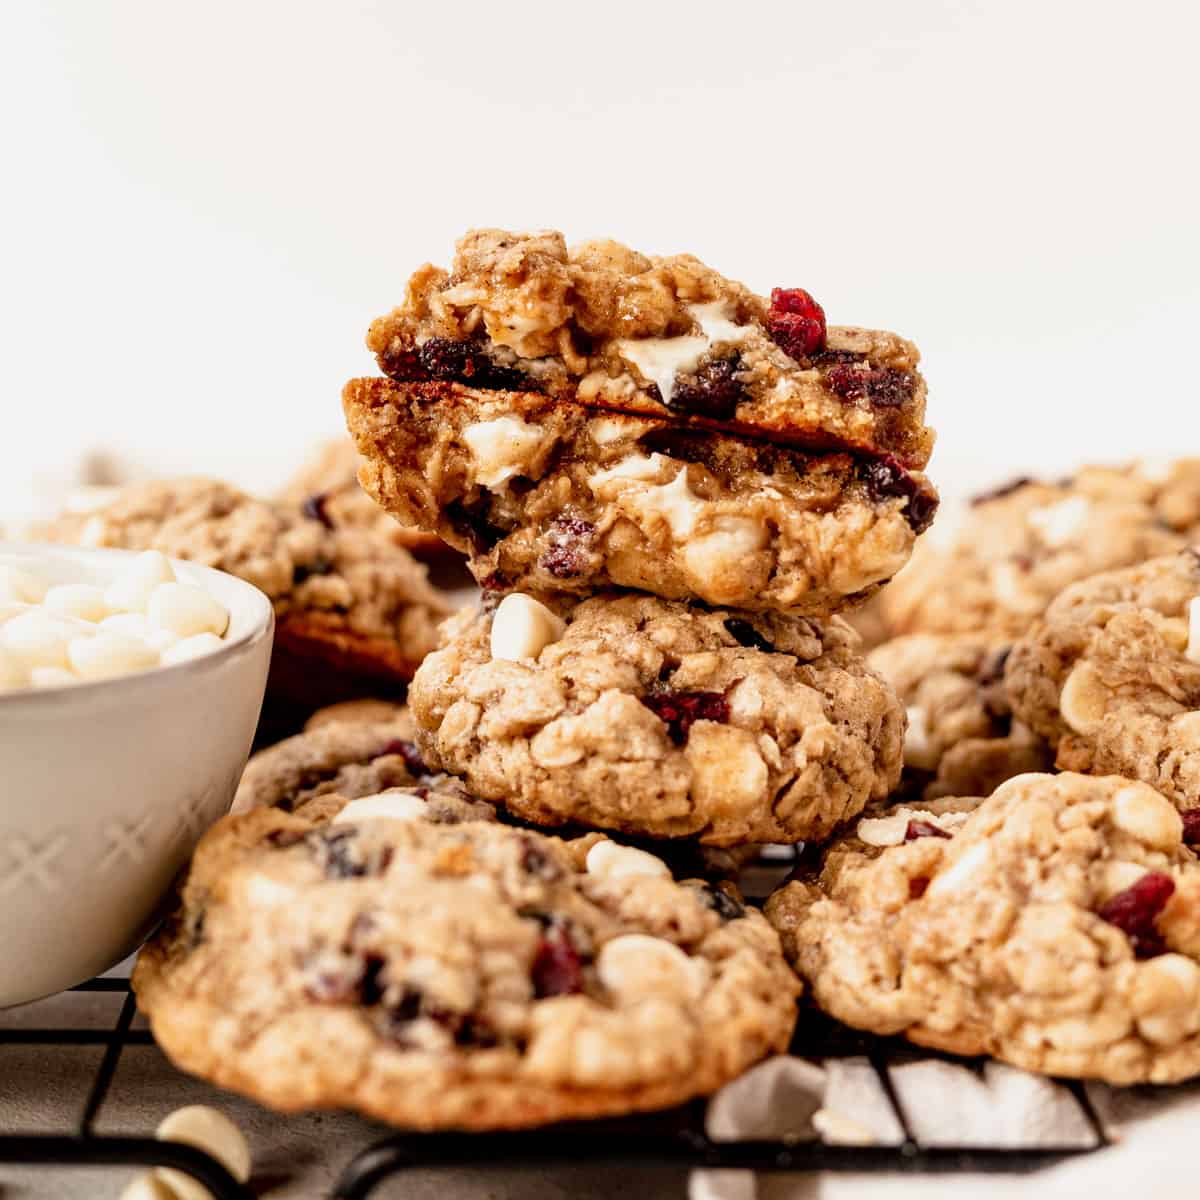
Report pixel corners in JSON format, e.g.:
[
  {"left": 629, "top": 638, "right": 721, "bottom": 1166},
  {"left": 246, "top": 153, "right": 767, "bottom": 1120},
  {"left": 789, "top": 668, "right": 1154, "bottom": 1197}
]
[{"left": 342, "top": 228, "right": 939, "bottom": 852}]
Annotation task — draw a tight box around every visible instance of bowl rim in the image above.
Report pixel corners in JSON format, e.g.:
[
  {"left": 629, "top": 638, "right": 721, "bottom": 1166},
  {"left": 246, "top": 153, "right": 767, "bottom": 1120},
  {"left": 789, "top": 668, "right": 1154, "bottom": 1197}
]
[{"left": 0, "top": 540, "right": 275, "bottom": 707}]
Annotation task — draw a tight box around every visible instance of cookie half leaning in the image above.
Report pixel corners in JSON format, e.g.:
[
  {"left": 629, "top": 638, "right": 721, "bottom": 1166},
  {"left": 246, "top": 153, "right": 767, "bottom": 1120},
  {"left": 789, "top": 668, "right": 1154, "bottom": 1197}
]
[
  {"left": 767, "top": 772, "right": 1200, "bottom": 1084},
  {"left": 133, "top": 798, "right": 799, "bottom": 1129},
  {"left": 1006, "top": 549, "right": 1200, "bottom": 809},
  {"left": 409, "top": 591, "right": 904, "bottom": 846}
]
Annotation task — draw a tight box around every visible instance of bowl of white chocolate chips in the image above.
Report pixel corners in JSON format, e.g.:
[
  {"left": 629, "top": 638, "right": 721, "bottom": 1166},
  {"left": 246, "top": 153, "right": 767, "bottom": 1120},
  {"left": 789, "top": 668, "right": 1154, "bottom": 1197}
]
[{"left": 0, "top": 543, "right": 274, "bottom": 1006}]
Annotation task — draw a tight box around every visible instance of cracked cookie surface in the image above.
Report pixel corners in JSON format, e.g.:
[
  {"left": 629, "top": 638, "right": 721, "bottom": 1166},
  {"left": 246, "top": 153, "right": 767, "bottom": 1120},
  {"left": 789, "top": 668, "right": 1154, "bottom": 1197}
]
[
  {"left": 868, "top": 633, "right": 1051, "bottom": 801},
  {"left": 766, "top": 772, "right": 1200, "bottom": 1084},
  {"left": 408, "top": 592, "right": 904, "bottom": 845},
  {"left": 133, "top": 803, "right": 799, "bottom": 1129},
  {"left": 1006, "top": 550, "right": 1200, "bottom": 809},
  {"left": 880, "top": 462, "right": 1200, "bottom": 639},
  {"left": 344, "top": 379, "right": 934, "bottom": 615}
]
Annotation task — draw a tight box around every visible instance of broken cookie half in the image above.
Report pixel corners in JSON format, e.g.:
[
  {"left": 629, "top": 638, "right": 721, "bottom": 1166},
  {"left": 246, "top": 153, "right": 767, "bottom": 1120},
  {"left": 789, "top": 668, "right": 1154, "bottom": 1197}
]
[{"left": 344, "top": 229, "right": 937, "bottom": 617}]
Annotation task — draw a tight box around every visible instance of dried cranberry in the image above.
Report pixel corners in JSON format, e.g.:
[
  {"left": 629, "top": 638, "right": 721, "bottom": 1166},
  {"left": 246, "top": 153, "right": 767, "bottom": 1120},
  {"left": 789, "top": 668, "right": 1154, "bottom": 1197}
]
[
  {"left": 539, "top": 516, "right": 596, "bottom": 580},
  {"left": 292, "top": 555, "right": 334, "bottom": 586},
  {"left": 904, "top": 819, "right": 953, "bottom": 842},
  {"left": 444, "top": 497, "right": 509, "bottom": 552},
  {"left": 1181, "top": 811, "right": 1200, "bottom": 846},
  {"left": 1098, "top": 871, "right": 1176, "bottom": 958},
  {"left": 669, "top": 357, "right": 744, "bottom": 420},
  {"left": 301, "top": 492, "right": 335, "bottom": 530},
  {"left": 520, "top": 835, "right": 563, "bottom": 881},
  {"left": 724, "top": 618, "right": 775, "bottom": 654},
  {"left": 308, "top": 828, "right": 392, "bottom": 879},
  {"left": 373, "top": 738, "right": 428, "bottom": 776},
  {"left": 860, "top": 456, "right": 938, "bottom": 534},
  {"left": 969, "top": 477, "right": 1034, "bottom": 507},
  {"left": 640, "top": 690, "right": 730, "bottom": 745},
  {"left": 700, "top": 883, "right": 746, "bottom": 922},
  {"left": 531, "top": 924, "right": 585, "bottom": 998},
  {"left": 825, "top": 364, "right": 914, "bottom": 409},
  {"left": 766, "top": 287, "right": 827, "bottom": 359},
  {"left": 908, "top": 876, "right": 930, "bottom": 899},
  {"left": 415, "top": 338, "right": 529, "bottom": 391}
]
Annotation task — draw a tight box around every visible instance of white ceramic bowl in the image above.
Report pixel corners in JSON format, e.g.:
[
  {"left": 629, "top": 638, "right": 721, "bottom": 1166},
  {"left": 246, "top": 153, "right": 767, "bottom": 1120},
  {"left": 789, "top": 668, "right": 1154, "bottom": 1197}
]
[{"left": 0, "top": 543, "right": 274, "bottom": 1007}]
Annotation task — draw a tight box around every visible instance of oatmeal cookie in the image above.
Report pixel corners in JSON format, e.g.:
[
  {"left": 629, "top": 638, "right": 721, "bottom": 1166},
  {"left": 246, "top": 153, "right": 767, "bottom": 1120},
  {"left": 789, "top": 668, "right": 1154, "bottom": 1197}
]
[
  {"left": 344, "top": 379, "right": 935, "bottom": 615},
  {"left": 278, "top": 437, "right": 450, "bottom": 561},
  {"left": 133, "top": 803, "right": 799, "bottom": 1129},
  {"left": 408, "top": 592, "right": 904, "bottom": 846},
  {"left": 880, "top": 462, "right": 1200, "bottom": 639},
  {"left": 40, "top": 478, "right": 452, "bottom": 704},
  {"left": 766, "top": 772, "right": 1200, "bottom": 1084},
  {"left": 1006, "top": 550, "right": 1200, "bottom": 809},
  {"left": 232, "top": 713, "right": 454, "bottom": 813},
  {"left": 868, "top": 634, "right": 1051, "bottom": 801},
  {"left": 365, "top": 229, "right": 934, "bottom": 470}
]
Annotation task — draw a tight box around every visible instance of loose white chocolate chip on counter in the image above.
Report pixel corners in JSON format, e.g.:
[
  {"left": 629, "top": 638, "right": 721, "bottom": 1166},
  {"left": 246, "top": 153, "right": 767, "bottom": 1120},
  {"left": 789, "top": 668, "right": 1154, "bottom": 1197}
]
[
  {"left": 0, "top": 556, "right": 231, "bottom": 693},
  {"left": 585, "top": 840, "right": 671, "bottom": 881},
  {"left": 489, "top": 593, "right": 566, "bottom": 661},
  {"left": 155, "top": 1104, "right": 252, "bottom": 1200}
]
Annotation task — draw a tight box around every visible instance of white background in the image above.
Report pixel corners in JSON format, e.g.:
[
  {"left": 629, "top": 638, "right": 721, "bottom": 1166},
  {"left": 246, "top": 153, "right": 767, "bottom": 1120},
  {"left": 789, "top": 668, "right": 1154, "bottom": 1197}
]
[{"left": 2, "top": 0, "right": 1198, "bottom": 522}]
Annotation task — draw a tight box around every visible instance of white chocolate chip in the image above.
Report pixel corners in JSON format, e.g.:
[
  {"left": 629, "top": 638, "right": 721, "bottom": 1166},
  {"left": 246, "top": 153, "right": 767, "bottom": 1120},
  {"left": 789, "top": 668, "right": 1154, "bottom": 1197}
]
[
  {"left": 687, "top": 299, "right": 752, "bottom": 347},
  {"left": 1059, "top": 661, "right": 1108, "bottom": 734},
  {"left": 1133, "top": 954, "right": 1200, "bottom": 1045},
  {"left": 119, "top": 1174, "right": 176, "bottom": 1200},
  {"left": 629, "top": 468, "right": 705, "bottom": 539},
  {"left": 987, "top": 561, "right": 1044, "bottom": 616},
  {"left": 1098, "top": 861, "right": 1150, "bottom": 901},
  {"left": 1171, "top": 710, "right": 1200, "bottom": 750},
  {"left": 104, "top": 550, "right": 176, "bottom": 613},
  {"left": 1187, "top": 597, "right": 1200, "bottom": 665},
  {"left": 489, "top": 593, "right": 566, "bottom": 662},
  {"left": 30, "top": 665, "right": 78, "bottom": 689},
  {"left": 333, "top": 791, "right": 429, "bottom": 824},
  {"left": 682, "top": 517, "right": 767, "bottom": 584},
  {"left": 588, "top": 416, "right": 632, "bottom": 445},
  {"left": 155, "top": 1105, "right": 251, "bottom": 1200},
  {"left": 160, "top": 633, "right": 226, "bottom": 666},
  {"left": 461, "top": 415, "right": 548, "bottom": 488},
  {"left": 588, "top": 452, "right": 670, "bottom": 489},
  {"left": 902, "top": 705, "right": 938, "bottom": 770},
  {"left": 42, "top": 583, "right": 109, "bottom": 623},
  {"left": 0, "top": 601, "right": 32, "bottom": 626},
  {"left": 68, "top": 631, "right": 158, "bottom": 680},
  {"left": 101, "top": 612, "right": 179, "bottom": 653},
  {"left": 1134, "top": 457, "right": 1175, "bottom": 484},
  {"left": 0, "top": 564, "right": 49, "bottom": 604},
  {"left": 856, "top": 808, "right": 920, "bottom": 848},
  {"left": 1112, "top": 783, "right": 1182, "bottom": 850},
  {"left": 585, "top": 840, "right": 671, "bottom": 882},
  {"left": 1, "top": 610, "right": 94, "bottom": 670},
  {"left": 1026, "top": 496, "right": 1092, "bottom": 548},
  {"left": 595, "top": 934, "right": 707, "bottom": 1002},
  {"left": 615, "top": 335, "right": 708, "bottom": 405},
  {"left": 147, "top": 583, "right": 230, "bottom": 639},
  {"left": 926, "top": 841, "right": 991, "bottom": 898}
]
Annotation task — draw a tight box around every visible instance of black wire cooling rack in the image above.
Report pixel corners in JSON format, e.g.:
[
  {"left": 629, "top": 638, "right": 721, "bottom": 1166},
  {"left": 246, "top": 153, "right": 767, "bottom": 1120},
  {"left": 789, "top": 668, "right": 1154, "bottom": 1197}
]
[{"left": 0, "top": 852, "right": 1111, "bottom": 1199}]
